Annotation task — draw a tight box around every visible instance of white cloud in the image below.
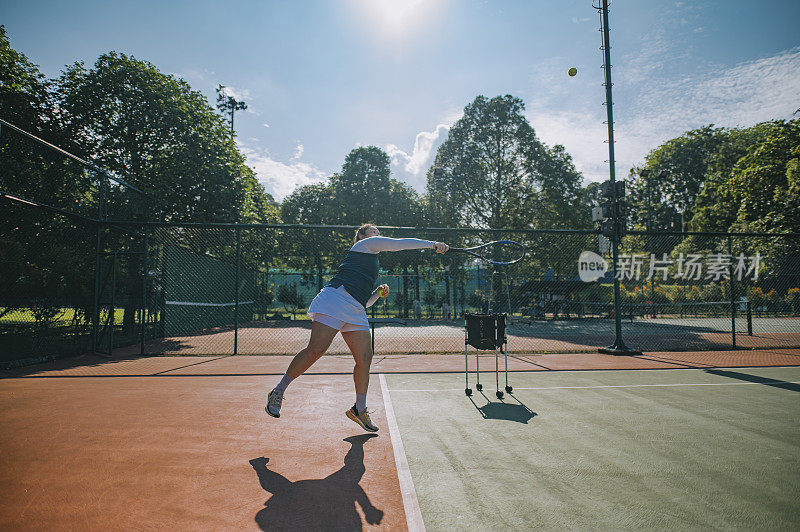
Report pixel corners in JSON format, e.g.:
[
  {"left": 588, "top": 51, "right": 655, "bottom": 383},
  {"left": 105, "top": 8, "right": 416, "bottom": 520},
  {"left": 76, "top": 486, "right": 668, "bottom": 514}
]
[
  {"left": 528, "top": 47, "right": 800, "bottom": 184},
  {"left": 293, "top": 143, "right": 304, "bottom": 160},
  {"left": 528, "top": 108, "right": 612, "bottom": 182},
  {"left": 219, "top": 85, "right": 250, "bottom": 101},
  {"left": 385, "top": 123, "right": 451, "bottom": 192},
  {"left": 238, "top": 144, "right": 328, "bottom": 201},
  {"left": 263, "top": 123, "right": 271, "bottom": 128}
]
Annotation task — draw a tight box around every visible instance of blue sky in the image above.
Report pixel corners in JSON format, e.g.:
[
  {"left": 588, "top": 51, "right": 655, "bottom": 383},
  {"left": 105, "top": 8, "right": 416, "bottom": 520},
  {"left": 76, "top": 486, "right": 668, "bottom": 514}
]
[{"left": 5, "top": 0, "right": 800, "bottom": 200}]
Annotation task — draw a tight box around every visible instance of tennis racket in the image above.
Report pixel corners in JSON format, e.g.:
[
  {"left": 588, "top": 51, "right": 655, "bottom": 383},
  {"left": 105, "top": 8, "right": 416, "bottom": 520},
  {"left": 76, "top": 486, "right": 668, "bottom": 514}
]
[{"left": 449, "top": 240, "right": 526, "bottom": 266}]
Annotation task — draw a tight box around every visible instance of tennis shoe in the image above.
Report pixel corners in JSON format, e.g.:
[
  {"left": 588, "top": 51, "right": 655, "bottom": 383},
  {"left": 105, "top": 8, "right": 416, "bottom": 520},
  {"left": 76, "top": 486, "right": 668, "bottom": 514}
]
[
  {"left": 346, "top": 405, "right": 379, "bottom": 432},
  {"left": 266, "top": 390, "right": 283, "bottom": 418}
]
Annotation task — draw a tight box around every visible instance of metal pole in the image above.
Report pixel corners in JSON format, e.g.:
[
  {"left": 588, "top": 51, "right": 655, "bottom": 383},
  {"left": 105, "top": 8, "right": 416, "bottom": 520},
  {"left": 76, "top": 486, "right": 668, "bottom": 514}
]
[
  {"left": 598, "top": 0, "right": 639, "bottom": 356},
  {"left": 92, "top": 173, "right": 106, "bottom": 353},
  {"left": 234, "top": 227, "right": 241, "bottom": 355},
  {"left": 728, "top": 236, "right": 736, "bottom": 348},
  {"left": 451, "top": 169, "right": 457, "bottom": 316},
  {"left": 109, "top": 252, "right": 117, "bottom": 355},
  {"left": 647, "top": 172, "right": 654, "bottom": 317},
  {"left": 141, "top": 230, "right": 148, "bottom": 356}
]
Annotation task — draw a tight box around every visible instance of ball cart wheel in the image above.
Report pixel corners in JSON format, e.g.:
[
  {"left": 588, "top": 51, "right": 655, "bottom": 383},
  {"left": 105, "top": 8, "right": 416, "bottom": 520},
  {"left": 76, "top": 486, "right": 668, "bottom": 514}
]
[
  {"left": 505, "top": 386, "right": 513, "bottom": 393},
  {"left": 496, "top": 391, "right": 504, "bottom": 399},
  {"left": 465, "top": 388, "right": 472, "bottom": 396},
  {"left": 476, "top": 384, "right": 483, "bottom": 391}
]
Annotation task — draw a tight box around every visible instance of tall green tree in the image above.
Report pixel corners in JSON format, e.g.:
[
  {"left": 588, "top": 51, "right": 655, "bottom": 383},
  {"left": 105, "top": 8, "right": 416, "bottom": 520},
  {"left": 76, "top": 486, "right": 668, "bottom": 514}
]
[
  {"left": 0, "top": 28, "right": 95, "bottom": 335},
  {"left": 428, "top": 95, "right": 586, "bottom": 230},
  {"left": 55, "top": 52, "right": 276, "bottom": 224},
  {"left": 329, "top": 146, "right": 393, "bottom": 226},
  {"left": 689, "top": 124, "right": 774, "bottom": 232},
  {"left": 280, "top": 183, "right": 341, "bottom": 290},
  {"left": 53, "top": 52, "right": 280, "bottom": 334},
  {"left": 428, "top": 95, "right": 541, "bottom": 229},
  {"left": 533, "top": 144, "right": 590, "bottom": 229},
  {"left": 0, "top": 26, "right": 50, "bottom": 130},
  {"left": 628, "top": 126, "right": 730, "bottom": 232}
]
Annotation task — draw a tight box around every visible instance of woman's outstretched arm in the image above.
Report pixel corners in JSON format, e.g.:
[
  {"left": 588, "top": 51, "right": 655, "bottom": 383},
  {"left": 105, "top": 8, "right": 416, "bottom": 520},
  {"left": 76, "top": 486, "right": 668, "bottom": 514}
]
[{"left": 351, "top": 236, "right": 435, "bottom": 253}]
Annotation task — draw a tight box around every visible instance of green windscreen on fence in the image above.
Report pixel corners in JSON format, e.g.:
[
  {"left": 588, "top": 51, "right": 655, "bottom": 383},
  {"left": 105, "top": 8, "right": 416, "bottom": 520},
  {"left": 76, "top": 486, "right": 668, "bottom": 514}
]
[{"left": 161, "top": 244, "right": 255, "bottom": 337}]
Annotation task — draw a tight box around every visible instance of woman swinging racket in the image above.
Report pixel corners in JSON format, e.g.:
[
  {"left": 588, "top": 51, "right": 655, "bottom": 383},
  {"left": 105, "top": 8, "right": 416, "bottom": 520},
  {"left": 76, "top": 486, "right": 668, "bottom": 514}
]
[{"left": 267, "top": 224, "right": 449, "bottom": 431}]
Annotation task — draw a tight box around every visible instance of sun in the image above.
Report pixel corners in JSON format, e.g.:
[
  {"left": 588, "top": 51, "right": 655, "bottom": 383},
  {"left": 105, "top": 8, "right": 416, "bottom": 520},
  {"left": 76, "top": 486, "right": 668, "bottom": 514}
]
[{"left": 354, "top": 0, "right": 435, "bottom": 37}]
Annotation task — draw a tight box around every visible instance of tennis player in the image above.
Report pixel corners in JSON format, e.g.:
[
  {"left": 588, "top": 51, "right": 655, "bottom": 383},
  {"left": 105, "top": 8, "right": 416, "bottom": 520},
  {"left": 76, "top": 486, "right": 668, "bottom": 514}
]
[{"left": 266, "top": 224, "right": 449, "bottom": 432}]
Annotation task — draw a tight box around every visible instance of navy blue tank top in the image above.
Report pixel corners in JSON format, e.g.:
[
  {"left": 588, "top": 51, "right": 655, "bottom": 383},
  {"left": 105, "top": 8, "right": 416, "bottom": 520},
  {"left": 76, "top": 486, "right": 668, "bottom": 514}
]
[{"left": 325, "top": 251, "right": 379, "bottom": 308}]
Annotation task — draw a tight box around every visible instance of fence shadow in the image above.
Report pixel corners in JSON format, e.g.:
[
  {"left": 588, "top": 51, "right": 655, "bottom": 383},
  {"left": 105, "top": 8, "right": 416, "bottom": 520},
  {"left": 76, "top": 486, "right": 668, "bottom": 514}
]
[{"left": 705, "top": 368, "right": 800, "bottom": 393}]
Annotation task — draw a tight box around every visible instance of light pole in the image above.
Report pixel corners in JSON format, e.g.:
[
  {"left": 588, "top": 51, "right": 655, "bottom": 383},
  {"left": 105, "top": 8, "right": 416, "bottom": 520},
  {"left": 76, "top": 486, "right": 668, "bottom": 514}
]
[
  {"left": 597, "top": 0, "right": 640, "bottom": 356},
  {"left": 216, "top": 84, "right": 247, "bottom": 135}
]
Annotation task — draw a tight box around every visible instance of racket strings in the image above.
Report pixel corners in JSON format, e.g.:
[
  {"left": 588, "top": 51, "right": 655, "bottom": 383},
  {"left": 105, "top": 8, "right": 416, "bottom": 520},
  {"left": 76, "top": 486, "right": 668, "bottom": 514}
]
[{"left": 469, "top": 241, "right": 525, "bottom": 265}]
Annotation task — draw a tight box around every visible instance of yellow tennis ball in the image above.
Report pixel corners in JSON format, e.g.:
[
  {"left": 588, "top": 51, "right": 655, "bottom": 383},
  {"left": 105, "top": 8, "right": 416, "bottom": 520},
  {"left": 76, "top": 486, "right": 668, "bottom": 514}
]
[
  {"left": 568, "top": 67, "right": 577, "bottom": 77},
  {"left": 379, "top": 286, "right": 389, "bottom": 297}
]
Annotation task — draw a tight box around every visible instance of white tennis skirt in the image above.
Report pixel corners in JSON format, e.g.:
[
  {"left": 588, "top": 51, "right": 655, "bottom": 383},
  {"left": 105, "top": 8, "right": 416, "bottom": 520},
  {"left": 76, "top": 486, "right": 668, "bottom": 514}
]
[{"left": 307, "top": 285, "right": 370, "bottom": 332}]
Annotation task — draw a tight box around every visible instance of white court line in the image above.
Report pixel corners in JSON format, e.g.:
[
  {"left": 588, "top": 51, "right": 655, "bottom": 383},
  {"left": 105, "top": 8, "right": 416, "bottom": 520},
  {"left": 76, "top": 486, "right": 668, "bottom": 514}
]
[
  {"left": 390, "top": 380, "right": 800, "bottom": 392},
  {"left": 380, "top": 373, "right": 425, "bottom": 532}
]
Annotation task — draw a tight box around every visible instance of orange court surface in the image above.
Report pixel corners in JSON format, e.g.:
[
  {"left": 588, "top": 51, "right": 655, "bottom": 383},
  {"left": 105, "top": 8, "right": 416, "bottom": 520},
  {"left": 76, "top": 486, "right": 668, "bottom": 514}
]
[{"left": 2, "top": 349, "right": 799, "bottom": 530}]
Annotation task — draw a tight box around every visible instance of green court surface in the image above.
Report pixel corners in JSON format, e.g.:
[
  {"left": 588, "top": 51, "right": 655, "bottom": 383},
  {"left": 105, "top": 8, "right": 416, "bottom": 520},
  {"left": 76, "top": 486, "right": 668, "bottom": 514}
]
[{"left": 384, "top": 367, "right": 800, "bottom": 530}]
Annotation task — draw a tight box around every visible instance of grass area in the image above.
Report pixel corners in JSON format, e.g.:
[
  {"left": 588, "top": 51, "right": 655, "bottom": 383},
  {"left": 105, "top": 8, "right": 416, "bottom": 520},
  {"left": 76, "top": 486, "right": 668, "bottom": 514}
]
[{"left": 0, "top": 308, "right": 122, "bottom": 326}]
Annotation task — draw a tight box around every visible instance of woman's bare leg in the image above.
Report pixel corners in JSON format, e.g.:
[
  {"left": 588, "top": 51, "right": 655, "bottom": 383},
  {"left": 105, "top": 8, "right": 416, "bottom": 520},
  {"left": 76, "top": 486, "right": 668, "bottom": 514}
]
[
  {"left": 285, "top": 320, "right": 339, "bottom": 379},
  {"left": 341, "top": 330, "right": 373, "bottom": 395},
  {"left": 267, "top": 321, "right": 339, "bottom": 418},
  {"left": 341, "top": 330, "right": 379, "bottom": 431}
]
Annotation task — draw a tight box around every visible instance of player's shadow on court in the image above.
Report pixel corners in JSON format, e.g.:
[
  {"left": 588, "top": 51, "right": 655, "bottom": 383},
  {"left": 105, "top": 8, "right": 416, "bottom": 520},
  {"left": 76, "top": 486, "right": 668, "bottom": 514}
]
[
  {"left": 249, "top": 434, "right": 383, "bottom": 530},
  {"left": 469, "top": 392, "right": 537, "bottom": 423}
]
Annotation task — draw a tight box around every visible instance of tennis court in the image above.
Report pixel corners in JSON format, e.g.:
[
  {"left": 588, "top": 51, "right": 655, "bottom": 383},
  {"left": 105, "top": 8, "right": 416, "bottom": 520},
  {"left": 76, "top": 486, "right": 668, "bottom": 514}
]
[{"left": 2, "top": 352, "right": 799, "bottom": 530}]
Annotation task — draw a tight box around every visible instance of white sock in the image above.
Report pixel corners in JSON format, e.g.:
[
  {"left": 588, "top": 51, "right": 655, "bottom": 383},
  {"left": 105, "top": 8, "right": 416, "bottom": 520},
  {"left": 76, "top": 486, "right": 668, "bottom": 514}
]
[
  {"left": 273, "top": 373, "right": 292, "bottom": 394},
  {"left": 355, "top": 393, "right": 367, "bottom": 412}
]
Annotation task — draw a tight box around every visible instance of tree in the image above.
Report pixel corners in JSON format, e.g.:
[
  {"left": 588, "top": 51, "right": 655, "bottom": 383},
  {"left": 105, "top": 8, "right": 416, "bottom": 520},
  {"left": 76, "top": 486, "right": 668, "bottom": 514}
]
[
  {"left": 428, "top": 95, "right": 586, "bottom": 230},
  {"left": 280, "top": 183, "right": 342, "bottom": 291},
  {"left": 0, "top": 26, "right": 51, "bottom": 130},
  {"left": 628, "top": 126, "right": 730, "bottom": 232},
  {"left": 726, "top": 119, "right": 800, "bottom": 233},
  {"left": 428, "top": 95, "right": 541, "bottom": 229},
  {"left": 688, "top": 124, "right": 773, "bottom": 233},
  {"left": 533, "top": 144, "right": 590, "bottom": 229},
  {"left": 55, "top": 52, "right": 275, "bottom": 224},
  {"left": 0, "top": 27, "right": 96, "bottom": 341},
  {"left": 329, "top": 146, "right": 393, "bottom": 226},
  {"left": 53, "top": 52, "right": 280, "bottom": 336}
]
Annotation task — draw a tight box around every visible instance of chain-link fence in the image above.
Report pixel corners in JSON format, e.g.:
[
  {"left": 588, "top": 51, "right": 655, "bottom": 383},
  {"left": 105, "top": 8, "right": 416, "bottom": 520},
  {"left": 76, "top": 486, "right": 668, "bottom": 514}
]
[
  {"left": 1, "top": 118, "right": 158, "bottom": 366},
  {"left": 81, "top": 223, "right": 796, "bottom": 358},
  {"left": 2, "top": 119, "right": 799, "bottom": 364}
]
